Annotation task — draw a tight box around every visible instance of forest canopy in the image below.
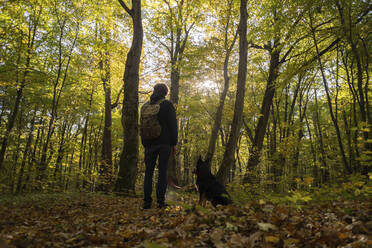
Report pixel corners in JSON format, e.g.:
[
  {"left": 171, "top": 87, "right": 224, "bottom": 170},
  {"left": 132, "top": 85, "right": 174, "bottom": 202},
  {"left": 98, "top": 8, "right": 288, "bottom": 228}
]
[{"left": 0, "top": 0, "right": 371, "bottom": 195}]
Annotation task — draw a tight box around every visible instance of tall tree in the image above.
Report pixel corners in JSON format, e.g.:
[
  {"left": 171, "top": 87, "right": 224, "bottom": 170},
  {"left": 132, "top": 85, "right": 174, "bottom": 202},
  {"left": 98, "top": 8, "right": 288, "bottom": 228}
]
[
  {"left": 115, "top": 0, "right": 143, "bottom": 194},
  {"left": 309, "top": 11, "right": 351, "bottom": 174},
  {"left": 334, "top": 0, "right": 371, "bottom": 173},
  {"left": 0, "top": 2, "right": 42, "bottom": 170},
  {"left": 148, "top": 0, "right": 200, "bottom": 184},
  {"left": 206, "top": 0, "right": 239, "bottom": 162},
  {"left": 37, "top": 1, "right": 80, "bottom": 184},
  {"left": 216, "top": 0, "right": 248, "bottom": 185},
  {"left": 243, "top": 1, "right": 312, "bottom": 182},
  {"left": 96, "top": 14, "right": 114, "bottom": 192}
]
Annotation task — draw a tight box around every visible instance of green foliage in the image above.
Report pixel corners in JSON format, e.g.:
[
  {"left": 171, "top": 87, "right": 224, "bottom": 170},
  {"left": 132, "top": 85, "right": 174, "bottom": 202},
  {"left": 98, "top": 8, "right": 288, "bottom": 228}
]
[
  {"left": 312, "top": 174, "right": 372, "bottom": 202},
  {"left": 225, "top": 172, "right": 371, "bottom": 210},
  {"left": 227, "top": 182, "right": 264, "bottom": 206},
  {"left": 144, "top": 241, "right": 167, "bottom": 248},
  {"left": 0, "top": 0, "right": 370, "bottom": 196}
]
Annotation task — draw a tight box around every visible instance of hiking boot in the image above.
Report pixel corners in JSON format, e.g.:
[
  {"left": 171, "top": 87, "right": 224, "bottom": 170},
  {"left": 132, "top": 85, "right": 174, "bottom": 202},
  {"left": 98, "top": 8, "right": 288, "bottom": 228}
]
[
  {"left": 143, "top": 202, "right": 152, "bottom": 209},
  {"left": 157, "top": 202, "right": 169, "bottom": 209}
]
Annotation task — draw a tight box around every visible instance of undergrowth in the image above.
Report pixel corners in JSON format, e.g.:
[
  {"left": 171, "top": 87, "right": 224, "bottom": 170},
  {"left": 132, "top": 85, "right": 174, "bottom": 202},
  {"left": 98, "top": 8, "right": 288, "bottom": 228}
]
[{"left": 227, "top": 173, "right": 372, "bottom": 208}]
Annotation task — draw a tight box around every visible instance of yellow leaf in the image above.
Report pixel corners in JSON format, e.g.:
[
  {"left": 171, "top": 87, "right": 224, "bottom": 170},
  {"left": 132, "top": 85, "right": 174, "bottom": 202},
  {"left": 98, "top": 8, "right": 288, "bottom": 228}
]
[
  {"left": 338, "top": 232, "right": 349, "bottom": 240},
  {"left": 284, "top": 238, "right": 300, "bottom": 246},
  {"left": 258, "top": 222, "right": 278, "bottom": 231},
  {"left": 265, "top": 235, "right": 280, "bottom": 243},
  {"left": 304, "top": 177, "right": 314, "bottom": 184}
]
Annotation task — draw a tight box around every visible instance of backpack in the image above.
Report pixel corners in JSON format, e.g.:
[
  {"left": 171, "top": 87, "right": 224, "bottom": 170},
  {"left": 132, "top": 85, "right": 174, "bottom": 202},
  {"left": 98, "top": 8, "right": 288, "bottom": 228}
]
[{"left": 140, "top": 99, "right": 165, "bottom": 140}]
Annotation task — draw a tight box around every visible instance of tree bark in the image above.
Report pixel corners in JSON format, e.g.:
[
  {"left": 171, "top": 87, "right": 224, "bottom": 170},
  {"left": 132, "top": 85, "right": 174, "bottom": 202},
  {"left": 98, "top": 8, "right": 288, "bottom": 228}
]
[
  {"left": 243, "top": 48, "right": 280, "bottom": 182},
  {"left": 313, "top": 89, "right": 329, "bottom": 184},
  {"left": 16, "top": 112, "right": 36, "bottom": 193},
  {"left": 53, "top": 121, "right": 67, "bottom": 183},
  {"left": 216, "top": 0, "right": 248, "bottom": 185},
  {"left": 182, "top": 118, "right": 190, "bottom": 185},
  {"left": 76, "top": 86, "right": 94, "bottom": 190},
  {"left": 115, "top": 0, "right": 143, "bottom": 194},
  {"left": 98, "top": 43, "right": 113, "bottom": 192},
  {"left": 10, "top": 107, "right": 24, "bottom": 192}
]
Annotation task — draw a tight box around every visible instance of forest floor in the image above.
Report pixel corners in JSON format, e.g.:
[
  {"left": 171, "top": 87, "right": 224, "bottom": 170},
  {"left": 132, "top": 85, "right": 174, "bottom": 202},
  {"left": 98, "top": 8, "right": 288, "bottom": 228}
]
[{"left": 0, "top": 192, "right": 371, "bottom": 248}]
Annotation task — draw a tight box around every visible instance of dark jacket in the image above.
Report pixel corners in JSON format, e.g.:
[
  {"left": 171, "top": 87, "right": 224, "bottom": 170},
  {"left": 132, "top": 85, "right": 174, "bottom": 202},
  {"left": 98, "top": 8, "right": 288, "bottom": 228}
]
[{"left": 141, "top": 94, "right": 178, "bottom": 147}]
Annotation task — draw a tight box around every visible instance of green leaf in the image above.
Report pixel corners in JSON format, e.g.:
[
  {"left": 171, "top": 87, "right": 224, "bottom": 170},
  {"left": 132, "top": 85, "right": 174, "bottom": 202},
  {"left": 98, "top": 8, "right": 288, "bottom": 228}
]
[{"left": 144, "top": 241, "right": 167, "bottom": 248}]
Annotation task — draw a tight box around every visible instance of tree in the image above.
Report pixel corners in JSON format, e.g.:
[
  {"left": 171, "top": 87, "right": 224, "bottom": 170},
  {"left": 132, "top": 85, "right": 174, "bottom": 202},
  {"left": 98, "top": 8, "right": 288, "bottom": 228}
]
[
  {"left": 0, "top": 1, "right": 42, "bottom": 170},
  {"left": 216, "top": 0, "right": 248, "bottom": 185},
  {"left": 37, "top": 0, "right": 81, "bottom": 185},
  {"left": 206, "top": 0, "right": 239, "bottom": 163},
  {"left": 115, "top": 0, "right": 143, "bottom": 194},
  {"left": 309, "top": 10, "right": 351, "bottom": 174},
  {"left": 242, "top": 0, "right": 312, "bottom": 182},
  {"left": 147, "top": 0, "right": 201, "bottom": 185}
]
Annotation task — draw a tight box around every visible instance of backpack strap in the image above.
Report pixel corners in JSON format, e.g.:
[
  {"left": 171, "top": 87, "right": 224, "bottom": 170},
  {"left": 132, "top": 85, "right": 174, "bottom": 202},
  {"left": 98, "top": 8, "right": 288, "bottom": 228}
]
[{"left": 154, "top": 98, "right": 165, "bottom": 104}]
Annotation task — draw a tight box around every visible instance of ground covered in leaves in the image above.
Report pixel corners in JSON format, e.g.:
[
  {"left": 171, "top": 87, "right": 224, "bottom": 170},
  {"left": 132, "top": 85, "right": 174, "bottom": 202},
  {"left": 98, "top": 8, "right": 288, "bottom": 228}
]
[{"left": 0, "top": 192, "right": 371, "bottom": 248}]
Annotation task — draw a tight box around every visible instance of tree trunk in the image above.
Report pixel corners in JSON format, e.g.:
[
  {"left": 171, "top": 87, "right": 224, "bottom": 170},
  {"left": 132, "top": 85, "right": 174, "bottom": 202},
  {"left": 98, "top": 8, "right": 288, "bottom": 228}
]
[
  {"left": 292, "top": 91, "right": 308, "bottom": 186},
  {"left": 0, "top": 99, "right": 5, "bottom": 127},
  {"left": 310, "top": 13, "right": 351, "bottom": 174},
  {"left": 115, "top": 0, "right": 143, "bottom": 194},
  {"left": 335, "top": 1, "right": 370, "bottom": 173},
  {"left": 0, "top": 6, "right": 41, "bottom": 171},
  {"left": 182, "top": 119, "right": 190, "bottom": 185},
  {"left": 11, "top": 110, "right": 24, "bottom": 192},
  {"left": 243, "top": 48, "right": 280, "bottom": 182},
  {"left": 314, "top": 90, "right": 330, "bottom": 184},
  {"left": 216, "top": 0, "right": 248, "bottom": 185},
  {"left": 98, "top": 50, "right": 113, "bottom": 192},
  {"left": 76, "top": 86, "right": 94, "bottom": 190},
  {"left": 37, "top": 20, "right": 79, "bottom": 186},
  {"left": 53, "top": 121, "right": 67, "bottom": 185},
  {"left": 305, "top": 113, "right": 319, "bottom": 186},
  {"left": 16, "top": 112, "right": 36, "bottom": 193},
  {"left": 206, "top": 26, "right": 238, "bottom": 162}
]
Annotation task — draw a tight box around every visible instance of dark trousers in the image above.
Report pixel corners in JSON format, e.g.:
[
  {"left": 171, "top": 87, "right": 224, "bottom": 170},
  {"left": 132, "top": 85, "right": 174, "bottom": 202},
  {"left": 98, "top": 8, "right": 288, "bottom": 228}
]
[{"left": 144, "top": 144, "right": 171, "bottom": 205}]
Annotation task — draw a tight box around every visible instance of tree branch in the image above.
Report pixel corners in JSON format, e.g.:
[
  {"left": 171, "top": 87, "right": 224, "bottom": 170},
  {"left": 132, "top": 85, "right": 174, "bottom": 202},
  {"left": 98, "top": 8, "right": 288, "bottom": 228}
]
[
  {"left": 249, "top": 41, "right": 271, "bottom": 51},
  {"left": 280, "top": 34, "right": 310, "bottom": 63},
  {"left": 117, "top": 0, "right": 132, "bottom": 16},
  {"left": 242, "top": 118, "right": 254, "bottom": 143},
  {"left": 227, "top": 26, "right": 239, "bottom": 54},
  {"left": 148, "top": 32, "right": 172, "bottom": 55},
  {"left": 179, "top": 22, "right": 195, "bottom": 53},
  {"left": 301, "top": 38, "right": 340, "bottom": 68},
  {"left": 111, "top": 85, "right": 124, "bottom": 109}
]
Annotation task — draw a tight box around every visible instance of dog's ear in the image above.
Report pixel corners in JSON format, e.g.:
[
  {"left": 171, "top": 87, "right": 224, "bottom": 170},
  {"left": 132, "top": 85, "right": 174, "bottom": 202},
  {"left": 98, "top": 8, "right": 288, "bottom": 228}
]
[
  {"left": 197, "top": 155, "right": 203, "bottom": 164},
  {"left": 205, "top": 157, "right": 211, "bottom": 165}
]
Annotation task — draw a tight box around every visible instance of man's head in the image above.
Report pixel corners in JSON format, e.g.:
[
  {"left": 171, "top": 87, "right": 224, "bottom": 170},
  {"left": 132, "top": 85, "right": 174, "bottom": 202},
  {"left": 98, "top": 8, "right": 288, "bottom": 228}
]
[{"left": 153, "top": 83, "right": 168, "bottom": 98}]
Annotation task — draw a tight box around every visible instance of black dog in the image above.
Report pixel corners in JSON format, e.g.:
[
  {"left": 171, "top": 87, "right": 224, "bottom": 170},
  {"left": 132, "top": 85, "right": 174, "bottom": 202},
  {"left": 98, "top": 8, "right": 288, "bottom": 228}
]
[{"left": 193, "top": 156, "right": 232, "bottom": 207}]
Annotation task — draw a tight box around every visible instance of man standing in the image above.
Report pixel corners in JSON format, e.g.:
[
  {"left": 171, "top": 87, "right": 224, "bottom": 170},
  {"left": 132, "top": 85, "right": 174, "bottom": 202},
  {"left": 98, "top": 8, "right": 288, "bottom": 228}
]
[{"left": 140, "top": 83, "right": 178, "bottom": 209}]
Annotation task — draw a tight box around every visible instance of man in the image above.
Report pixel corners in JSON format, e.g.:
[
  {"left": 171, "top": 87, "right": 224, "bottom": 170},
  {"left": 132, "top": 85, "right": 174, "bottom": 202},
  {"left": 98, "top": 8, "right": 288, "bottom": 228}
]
[{"left": 141, "top": 83, "right": 178, "bottom": 209}]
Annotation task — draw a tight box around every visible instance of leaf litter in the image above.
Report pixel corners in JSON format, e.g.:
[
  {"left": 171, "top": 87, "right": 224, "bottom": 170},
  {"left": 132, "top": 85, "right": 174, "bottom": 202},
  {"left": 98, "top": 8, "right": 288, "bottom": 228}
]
[{"left": 0, "top": 193, "right": 371, "bottom": 247}]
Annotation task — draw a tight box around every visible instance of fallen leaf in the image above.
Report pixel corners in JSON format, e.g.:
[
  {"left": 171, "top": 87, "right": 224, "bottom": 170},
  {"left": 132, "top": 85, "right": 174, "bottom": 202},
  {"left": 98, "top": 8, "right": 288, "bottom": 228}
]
[
  {"left": 258, "top": 222, "right": 278, "bottom": 231},
  {"left": 265, "top": 235, "right": 280, "bottom": 244}
]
